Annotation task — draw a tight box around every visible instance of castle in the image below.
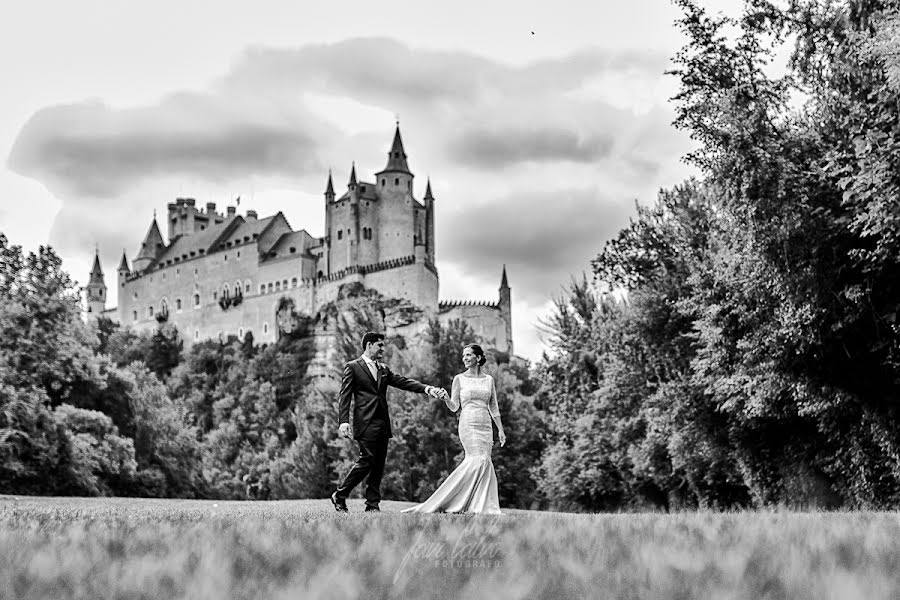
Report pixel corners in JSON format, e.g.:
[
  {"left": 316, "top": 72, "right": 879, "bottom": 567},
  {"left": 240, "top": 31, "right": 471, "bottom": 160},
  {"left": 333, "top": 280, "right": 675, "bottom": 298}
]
[{"left": 83, "top": 126, "right": 514, "bottom": 355}]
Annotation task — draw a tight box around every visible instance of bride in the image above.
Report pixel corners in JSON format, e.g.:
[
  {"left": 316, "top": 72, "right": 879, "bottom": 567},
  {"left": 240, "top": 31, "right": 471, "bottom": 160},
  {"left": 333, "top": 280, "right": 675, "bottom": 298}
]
[{"left": 402, "top": 343, "right": 506, "bottom": 514}]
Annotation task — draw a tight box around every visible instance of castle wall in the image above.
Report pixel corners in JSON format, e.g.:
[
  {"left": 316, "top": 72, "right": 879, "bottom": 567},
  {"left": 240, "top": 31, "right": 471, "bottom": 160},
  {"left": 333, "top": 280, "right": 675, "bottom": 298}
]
[
  {"left": 438, "top": 304, "right": 511, "bottom": 354},
  {"left": 357, "top": 194, "right": 380, "bottom": 266},
  {"left": 328, "top": 198, "right": 353, "bottom": 273},
  {"left": 376, "top": 184, "right": 416, "bottom": 261}
]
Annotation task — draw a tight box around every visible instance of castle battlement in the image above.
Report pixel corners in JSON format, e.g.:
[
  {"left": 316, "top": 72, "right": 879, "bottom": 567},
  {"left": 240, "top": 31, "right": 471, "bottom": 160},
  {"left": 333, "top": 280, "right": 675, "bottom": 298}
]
[{"left": 439, "top": 300, "right": 500, "bottom": 310}]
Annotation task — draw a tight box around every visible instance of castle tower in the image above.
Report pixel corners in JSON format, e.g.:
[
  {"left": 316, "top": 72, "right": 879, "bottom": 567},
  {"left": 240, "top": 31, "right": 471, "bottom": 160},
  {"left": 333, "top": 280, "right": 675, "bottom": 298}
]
[
  {"left": 323, "top": 169, "right": 335, "bottom": 277},
  {"left": 499, "top": 265, "right": 513, "bottom": 355},
  {"left": 84, "top": 250, "right": 107, "bottom": 321},
  {"left": 132, "top": 215, "right": 165, "bottom": 272},
  {"left": 424, "top": 178, "right": 435, "bottom": 265},
  {"left": 347, "top": 163, "right": 360, "bottom": 266},
  {"left": 374, "top": 124, "right": 417, "bottom": 263},
  {"left": 117, "top": 250, "right": 130, "bottom": 287}
]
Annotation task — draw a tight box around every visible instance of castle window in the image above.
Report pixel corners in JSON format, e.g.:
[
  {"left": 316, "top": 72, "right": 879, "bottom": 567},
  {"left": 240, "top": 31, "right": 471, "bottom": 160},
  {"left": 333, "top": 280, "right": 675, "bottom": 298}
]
[
  {"left": 338, "top": 230, "right": 343, "bottom": 240},
  {"left": 132, "top": 311, "right": 137, "bottom": 322},
  {"left": 226, "top": 242, "right": 232, "bottom": 248},
  {"left": 200, "top": 226, "right": 205, "bottom": 231},
  {"left": 194, "top": 268, "right": 198, "bottom": 274},
  {"left": 267, "top": 283, "right": 273, "bottom": 293},
  {"left": 213, "top": 291, "right": 218, "bottom": 300},
  {"left": 275, "top": 281, "right": 281, "bottom": 291},
  {"left": 291, "top": 277, "right": 298, "bottom": 288},
  {"left": 99, "top": 289, "right": 103, "bottom": 298},
  {"left": 252, "top": 234, "right": 258, "bottom": 239},
  {"left": 282, "top": 279, "right": 288, "bottom": 288},
  {"left": 395, "top": 178, "right": 399, "bottom": 185},
  {"left": 148, "top": 306, "right": 154, "bottom": 317},
  {"left": 224, "top": 254, "right": 227, "bottom": 261},
  {"left": 199, "top": 249, "right": 205, "bottom": 254},
  {"left": 239, "top": 328, "right": 244, "bottom": 339},
  {"left": 237, "top": 251, "right": 241, "bottom": 258},
  {"left": 317, "top": 270, "right": 323, "bottom": 279},
  {"left": 175, "top": 298, "right": 182, "bottom": 311},
  {"left": 244, "top": 236, "right": 250, "bottom": 242},
  {"left": 190, "top": 252, "right": 196, "bottom": 257},
  {"left": 194, "top": 330, "right": 200, "bottom": 340},
  {"left": 382, "top": 179, "right": 385, "bottom": 186},
  {"left": 87, "top": 307, "right": 91, "bottom": 313},
  {"left": 176, "top": 268, "right": 180, "bottom": 275},
  {"left": 193, "top": 294, "right": 200, "bottom": 307},
  {"left": 133, "top": 292, "right": 138, "bottom": 299},
  {"left": 263, "top": 323, "right": 269, "bottom": 334},
  {"left": 245, "top": 281, "right": 251, "bottom": 293},
  {"left": 360, "top": 185, "right": 366, "bottom": 193},
  {"left": 234, "top": 284, "right": 240, "bottom": 297},
  {"left": 260, "top": 284, "right": 265, "bottom": 294},
  {"left": 290, "top": 247, "right": 296, "bottom": 254},
  {"left": 181, "top": 254, "right": 187, "bottom": 260}
]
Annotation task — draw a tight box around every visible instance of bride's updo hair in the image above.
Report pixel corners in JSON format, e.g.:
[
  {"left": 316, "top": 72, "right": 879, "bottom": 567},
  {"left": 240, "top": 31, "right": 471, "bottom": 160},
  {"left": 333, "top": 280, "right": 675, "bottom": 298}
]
[{"left": 464, "top": 343, "right": 487, "bottom": 367}]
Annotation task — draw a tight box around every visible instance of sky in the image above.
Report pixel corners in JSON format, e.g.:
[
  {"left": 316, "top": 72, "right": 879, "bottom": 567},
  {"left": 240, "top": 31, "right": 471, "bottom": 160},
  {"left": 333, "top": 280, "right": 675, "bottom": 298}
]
[{"left": 0, "top": 0, "right": 745, "bottom": 362}]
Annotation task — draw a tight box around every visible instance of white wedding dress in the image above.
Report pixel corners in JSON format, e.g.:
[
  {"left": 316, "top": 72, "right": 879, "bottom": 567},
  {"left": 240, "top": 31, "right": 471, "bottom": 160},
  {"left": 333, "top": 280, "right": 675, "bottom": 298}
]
[{"left": 402, "top": 374, "right": 502, "bottom": 514}]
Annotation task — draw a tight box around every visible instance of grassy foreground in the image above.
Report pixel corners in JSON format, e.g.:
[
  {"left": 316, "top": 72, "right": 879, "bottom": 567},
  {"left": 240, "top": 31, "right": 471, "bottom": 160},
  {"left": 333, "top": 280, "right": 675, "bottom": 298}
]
[{"left": 2, "top": 496, "right": 900, "bottom": 599}]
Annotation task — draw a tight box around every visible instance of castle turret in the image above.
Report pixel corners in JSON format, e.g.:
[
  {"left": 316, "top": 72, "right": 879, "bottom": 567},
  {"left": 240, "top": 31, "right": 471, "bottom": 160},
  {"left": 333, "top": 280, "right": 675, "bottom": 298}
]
[
  {"left": 499, "top": 265, "right": 513, "bottom": 355},
  {"left": 117, "top": 249, "right": 130, "bottom": 279},
  {"left": 424, "top": 178, "right": 435, "bottom": 264},
  {"left": 84, "top": 249, "right": 107, "bottom": 322},
  {"left": 133, "top": 215, "right": 165, "bottom": 272},
  {"left": 323, "top": 170, "right": 335, "bottom": 276},
  {"left": 375, "top": 124, "right": 414, "bottom": 194}
]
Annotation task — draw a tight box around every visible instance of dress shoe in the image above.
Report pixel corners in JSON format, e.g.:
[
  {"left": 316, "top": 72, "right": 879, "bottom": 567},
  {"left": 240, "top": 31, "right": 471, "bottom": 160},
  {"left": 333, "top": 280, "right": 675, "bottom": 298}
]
[
  {"left": 365, "top": 506, "right": 380, "bottom": 512},
  {"left": 331, "top": 492, "right": 348, "bottom": 513}
]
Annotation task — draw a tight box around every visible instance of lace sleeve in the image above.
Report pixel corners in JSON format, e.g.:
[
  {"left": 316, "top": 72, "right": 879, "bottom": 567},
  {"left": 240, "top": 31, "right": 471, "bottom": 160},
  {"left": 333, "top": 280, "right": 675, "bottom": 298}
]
[
  {"left": 445, "top": 375, "right": 461, "bottom": 412},
  {"left": 488, "top": 375, "right": 500, "bottom": 418}
]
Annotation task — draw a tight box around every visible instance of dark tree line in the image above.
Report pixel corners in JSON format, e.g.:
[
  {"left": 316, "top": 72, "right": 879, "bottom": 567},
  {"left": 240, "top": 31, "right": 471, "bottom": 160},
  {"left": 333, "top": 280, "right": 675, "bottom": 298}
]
[{"left": 536, "top": 0, "right": 900, "bottom": 510}]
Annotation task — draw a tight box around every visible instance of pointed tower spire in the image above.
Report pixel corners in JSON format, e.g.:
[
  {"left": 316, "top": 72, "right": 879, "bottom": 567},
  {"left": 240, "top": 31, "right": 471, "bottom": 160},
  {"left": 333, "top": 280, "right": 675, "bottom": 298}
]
[
  {"left": 133, "top": 214, "right": 165, "bottom": 271},
  {"left": 348, "top": 162, "right": 357, "bottom": 188},
  {"left": 325, "top": 169, "right": 335, "bottom": 196},
  {"left": 377, "top": 124, "right": 412, "bottom": 176},
  {"left": 89, "top": 249, "right": 104, "bottom": 286},
  {"left": 117, "top": 249, "right": 130, "bottom": 273},
  {"left": 424, "top": 178, "right": 434, "bottom": 200},
  {"left": 500, "top": 264, "right": 509, "bottom": 289}
]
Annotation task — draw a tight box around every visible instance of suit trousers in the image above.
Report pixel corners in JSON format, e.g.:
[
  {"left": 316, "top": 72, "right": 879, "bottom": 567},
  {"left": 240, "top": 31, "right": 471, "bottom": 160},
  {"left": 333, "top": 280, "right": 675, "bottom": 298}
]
[{"left": 335, "top": 418, "right": 390, "bottom": 508}]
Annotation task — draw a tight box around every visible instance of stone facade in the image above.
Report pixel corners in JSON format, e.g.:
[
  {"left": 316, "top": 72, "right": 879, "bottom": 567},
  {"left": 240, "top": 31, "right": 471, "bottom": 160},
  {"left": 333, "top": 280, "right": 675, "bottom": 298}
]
[{"left": 83, "top": 126, "right": 513, "bottom": 355}]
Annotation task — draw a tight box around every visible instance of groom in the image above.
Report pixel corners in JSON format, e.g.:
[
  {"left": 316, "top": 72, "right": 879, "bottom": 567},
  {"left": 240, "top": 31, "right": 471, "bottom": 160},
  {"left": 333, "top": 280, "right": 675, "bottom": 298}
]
[{"left": 331, "top": 331, "right": 446, "bottom": 512}]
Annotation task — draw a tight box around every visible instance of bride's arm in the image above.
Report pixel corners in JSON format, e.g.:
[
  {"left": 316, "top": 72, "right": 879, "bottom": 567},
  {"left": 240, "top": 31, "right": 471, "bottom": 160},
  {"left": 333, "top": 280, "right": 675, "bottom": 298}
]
[
  {"left": 445, "top": 375, "right": 461, "bottom": 412},
  {"left": 488, "top": 376, "right": 506, "bottom": 446}
]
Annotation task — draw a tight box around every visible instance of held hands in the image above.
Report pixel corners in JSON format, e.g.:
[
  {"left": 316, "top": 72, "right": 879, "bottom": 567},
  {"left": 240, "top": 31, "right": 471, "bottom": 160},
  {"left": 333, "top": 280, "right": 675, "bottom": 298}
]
[
  {"left": 426, "top": 386, "right": 449, "bottom": 400},
  {"left": 338, "top": 423, "right": 352, "bottom": 439}
]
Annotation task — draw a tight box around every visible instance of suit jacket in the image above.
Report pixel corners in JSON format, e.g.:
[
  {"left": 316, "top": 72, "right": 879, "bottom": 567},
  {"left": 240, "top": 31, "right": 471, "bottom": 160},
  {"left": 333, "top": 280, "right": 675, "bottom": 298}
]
[{"left": 339, "top": 358, "right": 427, "bottom": 439}]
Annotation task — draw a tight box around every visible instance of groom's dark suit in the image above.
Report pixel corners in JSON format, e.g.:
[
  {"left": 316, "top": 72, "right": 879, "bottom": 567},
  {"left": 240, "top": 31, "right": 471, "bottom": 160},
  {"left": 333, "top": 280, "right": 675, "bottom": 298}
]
[{"left": 335, "top": 358, "right": 428, "bottom": 509}]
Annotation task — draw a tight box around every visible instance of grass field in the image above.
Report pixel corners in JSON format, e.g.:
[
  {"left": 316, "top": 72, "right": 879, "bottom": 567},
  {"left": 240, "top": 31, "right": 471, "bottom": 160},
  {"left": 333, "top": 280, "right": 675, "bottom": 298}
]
[{"left": 2, "top": 496, "right": 900, "bottom": 599}]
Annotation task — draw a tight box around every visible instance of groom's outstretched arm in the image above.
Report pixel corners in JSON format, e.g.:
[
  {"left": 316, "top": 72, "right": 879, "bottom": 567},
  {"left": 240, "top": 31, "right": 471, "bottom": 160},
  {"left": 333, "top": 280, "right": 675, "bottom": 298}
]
[
  {"left": 382, "top": 367, "right": 428, "bottom": 395},
  {"left": 338, "top": 363, "right": 354, "bottom": 426}
]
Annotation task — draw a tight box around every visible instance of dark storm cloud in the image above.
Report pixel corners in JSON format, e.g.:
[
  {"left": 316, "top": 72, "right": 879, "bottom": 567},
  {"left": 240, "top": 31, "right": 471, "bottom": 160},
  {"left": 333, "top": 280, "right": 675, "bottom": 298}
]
[
  {"left": 440, "top": 188, "right": 635, "bottom": 306},
  {"left": 447, "top": 128, "right": 615, "bottom": 167},
  {"left": 8, "top": 97, "right": 328, "bottom": 198}
]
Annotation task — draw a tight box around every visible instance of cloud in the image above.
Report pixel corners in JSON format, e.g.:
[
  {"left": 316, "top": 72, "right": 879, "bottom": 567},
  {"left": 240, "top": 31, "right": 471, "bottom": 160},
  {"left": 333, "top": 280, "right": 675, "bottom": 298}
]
[
  {"left": 8, "top": 95, "right": 331, "bottom": 198},
  {"left": 439, "top": 188, "right": 635, "bottom": 306}
]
